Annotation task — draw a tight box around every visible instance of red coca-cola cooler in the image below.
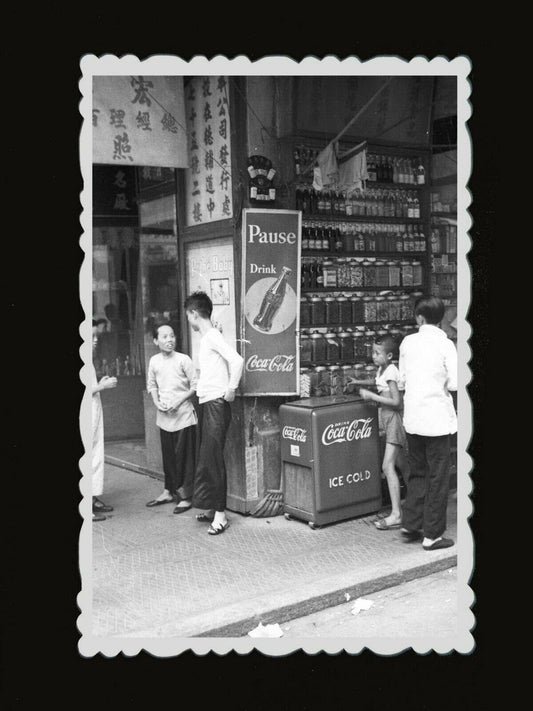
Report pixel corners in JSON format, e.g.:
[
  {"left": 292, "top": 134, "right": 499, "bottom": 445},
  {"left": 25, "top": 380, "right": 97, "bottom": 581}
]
[{"left": 279, "top": 395, "right": 382, "bottom": 528}]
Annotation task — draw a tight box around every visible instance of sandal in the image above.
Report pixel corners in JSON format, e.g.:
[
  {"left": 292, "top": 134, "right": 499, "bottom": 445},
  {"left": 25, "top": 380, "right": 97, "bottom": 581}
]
[
  {"left": 374, "top": 519, "right": 402, "bottom": 530},
  {"left": 207, "top": 521, "right": 230, "bottom": 535},
  {"left": 93, "top": 498, "right": 114, "bottom": 513},
  {"left": 196, "top": 512, "right": 215, "bottom": 523}
]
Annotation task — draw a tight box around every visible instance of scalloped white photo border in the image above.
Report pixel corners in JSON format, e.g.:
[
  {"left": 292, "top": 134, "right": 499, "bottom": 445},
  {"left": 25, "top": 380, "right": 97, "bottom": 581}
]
[{"left": 79, "top": 54, "right": 473, "bottom": 657}]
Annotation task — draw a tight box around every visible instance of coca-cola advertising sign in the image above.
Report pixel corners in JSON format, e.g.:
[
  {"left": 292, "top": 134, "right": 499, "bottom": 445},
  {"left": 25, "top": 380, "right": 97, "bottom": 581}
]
[
  {"left": 321, "top": 418, "right": 374, "bottom": 446},
  {"left": 282, "top": 426, "right": 308, "bottom": 442},
  {"left": 241, "top": 209, "right": 301, "bottom": 395}
]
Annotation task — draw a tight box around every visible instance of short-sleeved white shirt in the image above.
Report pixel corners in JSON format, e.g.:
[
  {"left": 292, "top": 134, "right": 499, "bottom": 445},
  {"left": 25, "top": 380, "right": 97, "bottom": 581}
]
[{"left": 375, "top": 363, "right": 403, "bottom": 393}]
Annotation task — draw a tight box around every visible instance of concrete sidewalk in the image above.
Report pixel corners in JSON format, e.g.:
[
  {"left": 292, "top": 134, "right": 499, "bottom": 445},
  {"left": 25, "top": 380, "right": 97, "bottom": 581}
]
[{"left": 93, "top": 449, "right": 457, "bottom": 638}]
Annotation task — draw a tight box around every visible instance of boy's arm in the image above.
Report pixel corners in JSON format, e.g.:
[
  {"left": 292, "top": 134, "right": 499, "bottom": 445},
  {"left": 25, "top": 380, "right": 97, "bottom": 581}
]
[
  {"left": 360, "top": 380, "right": 402, "bottom": 407},
  {"left": 212, "top": 332, "right": 244, "bottom": 400},
  {"left": 444, "top": 340, "right": 458, "bottom": 392}
]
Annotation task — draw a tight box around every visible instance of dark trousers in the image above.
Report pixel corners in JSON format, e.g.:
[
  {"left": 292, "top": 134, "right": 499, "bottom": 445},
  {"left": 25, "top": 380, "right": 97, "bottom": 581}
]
[
  {"left": 402, "top": 433, "right": 451, "bottom": 540},
  {"left": 160, "top": 425, "right": 196, "bottom": 500},
  {"left": 193, "top": 398, "right": 232, "bottom": 512}
]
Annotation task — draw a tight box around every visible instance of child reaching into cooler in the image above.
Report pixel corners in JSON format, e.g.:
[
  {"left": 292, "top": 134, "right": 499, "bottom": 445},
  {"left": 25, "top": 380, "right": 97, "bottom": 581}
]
[{"left": 349, "top": 335, "right": 407, "bottom": 530}]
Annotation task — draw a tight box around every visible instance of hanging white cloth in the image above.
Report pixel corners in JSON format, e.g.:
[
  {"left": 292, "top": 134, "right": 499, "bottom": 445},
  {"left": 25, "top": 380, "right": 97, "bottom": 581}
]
[
  {"left": 92, "top": 364, "right": 104, "bottom": 497},
  {"left": 312, "top": 144, "right": 338, "bottom": 191},
  {"left": 338, "top": 148, "right": 368, "bottom": 193}
]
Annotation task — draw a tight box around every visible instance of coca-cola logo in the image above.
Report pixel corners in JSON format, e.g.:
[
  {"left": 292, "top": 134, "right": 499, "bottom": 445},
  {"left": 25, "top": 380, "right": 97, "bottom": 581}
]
[
  {"left": 321, "top": 418, "right": 373, "bottom": 446},
  {"left": 246, "top": 354, "right": 295, "bottom": 373},
  {"left": 282, "top": 426, "right": 307, "bottom": 442}
]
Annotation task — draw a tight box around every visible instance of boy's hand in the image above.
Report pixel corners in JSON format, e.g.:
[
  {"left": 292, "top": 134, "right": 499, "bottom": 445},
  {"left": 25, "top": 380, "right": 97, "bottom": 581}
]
[
  {"left": 167, "top": 395, "right": 184, "bottom": 412},
  {"left": 99, "top": 376, "right": 117, "bottom": 389},
  {"left": 156, "top": 399, "right": 170, "bottom": 412},
  {"left": 359, "top": 388, "right": 373, "bottom": 401},
  {"left": 224, "top": 388, "right": 236, "bottom": 402}
]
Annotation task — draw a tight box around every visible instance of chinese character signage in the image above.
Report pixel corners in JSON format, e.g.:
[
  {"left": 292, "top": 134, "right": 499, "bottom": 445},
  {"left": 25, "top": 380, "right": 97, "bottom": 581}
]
[
  {"left": 93, "top": 165, "right": 138, "bottom": 220},
  {"left": 93, "top": 76, "right": 188, "bottom": 168},
  {"left": 185, "top": 76, "right": 233, "bottom": 225},
  {"left": 296, "top": 76, "right": 434, "bottom": 146},
  {"left": 240, "top": 209, "right": 301, "bottom": 396}
]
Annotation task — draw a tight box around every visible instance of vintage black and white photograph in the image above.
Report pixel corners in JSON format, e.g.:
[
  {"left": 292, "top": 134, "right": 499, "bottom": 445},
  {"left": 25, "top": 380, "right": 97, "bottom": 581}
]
[{"left": 79, "top": 55, "right": 473, "bottom": 657}]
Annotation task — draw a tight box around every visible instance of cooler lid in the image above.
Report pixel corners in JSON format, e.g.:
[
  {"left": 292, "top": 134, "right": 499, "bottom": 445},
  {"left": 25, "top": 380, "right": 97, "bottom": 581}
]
[{"left": 281, "top": 395, "right": 363, "bottom": 410}]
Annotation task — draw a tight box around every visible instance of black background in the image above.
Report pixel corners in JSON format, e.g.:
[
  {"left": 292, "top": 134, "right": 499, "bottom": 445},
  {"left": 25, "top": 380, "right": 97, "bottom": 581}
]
[{"left": 5, "top": 23, "right": 493, "bottom": 709}]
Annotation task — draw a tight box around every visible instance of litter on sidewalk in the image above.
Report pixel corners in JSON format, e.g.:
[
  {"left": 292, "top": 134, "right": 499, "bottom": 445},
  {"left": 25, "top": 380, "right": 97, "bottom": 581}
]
[
  {"left": 351, "top": 598, "right": 374, "bottom": 616},
  {"left": 248, "top": 622, "right": 284, "bottom": 638}
]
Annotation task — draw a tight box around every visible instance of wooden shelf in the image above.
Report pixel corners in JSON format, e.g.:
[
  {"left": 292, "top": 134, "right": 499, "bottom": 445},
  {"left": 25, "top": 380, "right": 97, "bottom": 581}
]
[
  {"left": 302, "top": 320, "right": 416, "bottom": 329},
  {"left": 430, "top": 175, "right": 457, "bottom": 187},
  {"left": 431, "top": 211, "right": 457, "bottom": 218},
  {"left": 301, "top": 286, "right": 423, "bottom": 293},
  {"left": 300, "top": 214, "right": 423, "bottom": 223},
  {"left": 302, "top": 251, "right": 427, "bottom": 259}
]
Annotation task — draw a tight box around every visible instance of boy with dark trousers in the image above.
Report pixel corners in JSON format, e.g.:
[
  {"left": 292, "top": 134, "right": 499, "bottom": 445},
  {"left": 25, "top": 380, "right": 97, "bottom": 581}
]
[
  {"left": 398, "top": 296, "right": 458, "bottom": 551},
  {"left": 184, "top": 291, "right": 244, "bottom": 535}
]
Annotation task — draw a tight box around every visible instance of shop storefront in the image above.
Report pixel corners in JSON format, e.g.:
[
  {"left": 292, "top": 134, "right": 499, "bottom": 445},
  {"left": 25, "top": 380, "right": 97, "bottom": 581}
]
[{"left": 92, "top": 73, "right": 458, "bottom": 512}]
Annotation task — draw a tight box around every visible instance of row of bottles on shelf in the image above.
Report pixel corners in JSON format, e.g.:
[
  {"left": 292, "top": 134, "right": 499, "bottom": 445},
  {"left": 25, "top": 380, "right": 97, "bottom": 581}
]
[
  {"left": 367, "top": 154, "right": 425, "bottom": 185},
  {"left": 300, "top": 324, "right": 416, "bottom": 368},
  {"left": 97, "top": 355, "right": 142, "bottom": 378},
  {"left": 430, "top": 273, "right": 457, "bottom": 298},
  {"left": 431, "top": 191, "right": 456, "bottom": 214},
  {"left": 431, "top": 253, "right": 457, "bottom": 274},
  {"left": 293, "top": 147, "right": 426, "bottom": 186},
  {"left": 302, "top": 221, "right": 426, "bottom": 253},
  {"left": 431, "top": 224, "right": 457, "bottom": 254},
  {"left": 295, "top": 186, "right": 422, "bottom": 219},
  {"left": 302, "top": 257, "right": 424, "bottom": 290},
  {"left": 301, "top": 290, "right": 421, "bottom": 326},
  {"left": 300, "top": 362, "right": 378, "bottom": 399}
]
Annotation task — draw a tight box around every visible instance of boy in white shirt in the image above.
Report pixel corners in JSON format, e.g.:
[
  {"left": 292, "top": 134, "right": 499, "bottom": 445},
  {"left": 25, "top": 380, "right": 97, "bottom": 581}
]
[
  {"left": 398, "top": 296, "right": 458, "bottom": 551},
  {"left": 184, "top": 291, "right": 244, "bottom": 535},
  {"left": 146, "top": 324, "right": 198, "bottom": 514}
]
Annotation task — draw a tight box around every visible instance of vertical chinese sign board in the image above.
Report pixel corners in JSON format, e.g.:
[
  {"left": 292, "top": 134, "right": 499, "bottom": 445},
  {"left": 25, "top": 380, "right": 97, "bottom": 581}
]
[
  {"left": 93, "top": 76, "right": 188, "bottom": 168},
  {"left": 241, "top": 209, "right": 301, "bottom": 396},
  {"left": 184, "top": 76, "right": 233, "bottom": 225}
]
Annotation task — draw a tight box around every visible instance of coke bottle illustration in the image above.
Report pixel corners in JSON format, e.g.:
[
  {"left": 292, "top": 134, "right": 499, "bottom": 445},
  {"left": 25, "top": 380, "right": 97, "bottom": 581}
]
[{"left": 253, "top": 266, "right": 292, "bottom": 332}]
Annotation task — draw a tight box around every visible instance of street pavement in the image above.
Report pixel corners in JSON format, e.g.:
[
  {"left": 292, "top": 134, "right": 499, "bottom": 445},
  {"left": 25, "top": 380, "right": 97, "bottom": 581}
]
[{"left": 91, "top": 451, "right": 458, "bottom": 638}]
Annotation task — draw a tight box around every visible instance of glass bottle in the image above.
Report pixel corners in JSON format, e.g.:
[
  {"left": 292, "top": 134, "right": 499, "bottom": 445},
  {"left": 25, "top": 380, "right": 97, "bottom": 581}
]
[
  {"left": 324, "top": 296, "right": 338, "bottom": 325},
  {"left": 253, "top": 266, "right": 292, "bottom": 332}
]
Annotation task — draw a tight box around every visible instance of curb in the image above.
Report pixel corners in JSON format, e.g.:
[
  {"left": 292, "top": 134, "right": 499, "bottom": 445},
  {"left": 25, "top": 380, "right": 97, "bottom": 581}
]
[
  {"left": 120, "top": 551, "right": 456, "bottom": 639},
  {"left": 105, "top": 455, "right": 164, "bottom": 482}
]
